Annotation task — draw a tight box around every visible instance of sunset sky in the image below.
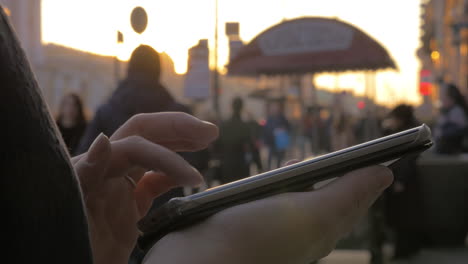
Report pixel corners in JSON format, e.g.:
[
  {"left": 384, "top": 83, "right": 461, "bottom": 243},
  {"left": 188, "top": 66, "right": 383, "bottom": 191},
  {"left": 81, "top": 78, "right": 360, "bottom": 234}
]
[{"left": 41, "top": 0, "right": 422, "bottom": 105}]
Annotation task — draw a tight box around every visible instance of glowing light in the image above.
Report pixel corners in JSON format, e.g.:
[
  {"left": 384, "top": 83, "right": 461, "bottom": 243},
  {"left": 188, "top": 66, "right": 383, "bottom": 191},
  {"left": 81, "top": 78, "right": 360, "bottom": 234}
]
[
  {"left": 419, "top": 82, "right": 432, "bottom": 96},
  {"left": 357, "top": 100, "right": 366, "bottom": 109},
  {"left": 431, "top": 50, "right": 440, "bottom": 61}
]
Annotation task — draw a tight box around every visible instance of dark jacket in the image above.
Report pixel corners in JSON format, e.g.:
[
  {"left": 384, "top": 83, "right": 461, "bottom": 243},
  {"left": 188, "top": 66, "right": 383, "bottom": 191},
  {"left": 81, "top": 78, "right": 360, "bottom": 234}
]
[
  {"left": 77, "top": 44, "right": 184, "bottom": 153},
  {"left": 76, "top": 75, "right": 186, "bottom": 153}
]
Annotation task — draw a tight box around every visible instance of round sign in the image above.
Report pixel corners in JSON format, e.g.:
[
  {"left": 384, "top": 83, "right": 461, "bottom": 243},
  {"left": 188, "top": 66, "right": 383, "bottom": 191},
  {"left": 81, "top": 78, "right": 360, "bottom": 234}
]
[{"left": 130, "top": 6, "right": 148, "bottom": 34}]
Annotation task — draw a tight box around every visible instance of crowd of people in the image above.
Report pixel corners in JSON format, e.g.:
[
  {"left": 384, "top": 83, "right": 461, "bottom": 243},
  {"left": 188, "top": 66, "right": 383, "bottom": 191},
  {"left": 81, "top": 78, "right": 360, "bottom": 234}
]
[
  {"left": 55, "top": 44, "right": 468, "bottom": 182},
  {"left": 53, "top": 44, "right": 468, "bottom": 264}
]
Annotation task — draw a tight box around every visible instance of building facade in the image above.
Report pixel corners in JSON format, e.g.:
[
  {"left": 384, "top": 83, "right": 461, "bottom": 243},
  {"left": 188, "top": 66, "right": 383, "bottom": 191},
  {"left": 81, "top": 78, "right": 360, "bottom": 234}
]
[{"left": 419, "top": 0, "right": 468, "bottom": 99}]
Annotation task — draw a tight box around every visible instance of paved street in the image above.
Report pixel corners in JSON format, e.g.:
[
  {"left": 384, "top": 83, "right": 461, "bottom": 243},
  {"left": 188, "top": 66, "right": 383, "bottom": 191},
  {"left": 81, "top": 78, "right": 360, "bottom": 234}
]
[{"left": 320, "top": 248, "right": 468, "bottom": 264}]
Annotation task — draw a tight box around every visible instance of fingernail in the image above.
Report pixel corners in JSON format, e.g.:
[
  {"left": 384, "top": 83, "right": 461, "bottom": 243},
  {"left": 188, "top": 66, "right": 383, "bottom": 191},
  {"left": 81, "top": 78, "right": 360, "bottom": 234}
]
[
  {"left": 87, "top": 133, "right": 110, "bottom": 164},
  {"left": 187, "top": 167, "right": 204, "bottom": 187},
  {"left": 202, "top": 120, "right": 216, "bottom": 126}
]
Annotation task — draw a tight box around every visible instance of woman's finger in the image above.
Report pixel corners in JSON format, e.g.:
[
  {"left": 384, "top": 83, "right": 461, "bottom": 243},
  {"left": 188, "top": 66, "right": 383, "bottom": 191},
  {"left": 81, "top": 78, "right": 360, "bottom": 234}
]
[
  {"left": 74, "top": 133, "right": 112, "bottom": 194},
  {"left": 110, "top": 112, "right": 219, "bottom": 152},
  {"left": 107, "top": 135, "right": 203, "bottom": 186}
]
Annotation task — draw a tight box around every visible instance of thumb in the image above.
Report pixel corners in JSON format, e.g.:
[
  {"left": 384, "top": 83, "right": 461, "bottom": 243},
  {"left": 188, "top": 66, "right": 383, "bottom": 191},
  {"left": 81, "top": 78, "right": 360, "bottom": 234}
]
[
  {"left": 75, "top": 133, "right": 112, "bottom": 194},
  {"left": 313, "top": 165, "right": 393, "bottom": 235}
]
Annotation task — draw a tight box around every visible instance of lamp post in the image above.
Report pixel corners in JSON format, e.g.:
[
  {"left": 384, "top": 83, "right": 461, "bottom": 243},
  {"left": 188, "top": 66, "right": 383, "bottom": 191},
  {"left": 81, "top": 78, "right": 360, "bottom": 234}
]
[{"left": 212, "top": 0, "right": 220, "bottom": 117}]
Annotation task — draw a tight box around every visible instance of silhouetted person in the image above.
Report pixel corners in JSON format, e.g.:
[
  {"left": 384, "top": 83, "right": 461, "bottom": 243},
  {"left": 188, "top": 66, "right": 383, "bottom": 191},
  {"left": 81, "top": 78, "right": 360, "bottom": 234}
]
[
  {"left": 246, "top": 112, "right": 264, "bottom": 173},
  {"left": 77, "top": 45, "right": 189, "bottom": 152},
  {"left": 379, "top": 104, "right": 422, "bottom": 261},
  {"left": 56, "top": 93, "right": 87, "bottom": 155},
  {"left": 217, "top": 97, "right": 252, "bottom": 183},
  {"left": 434, "top": 83, "right": 468, "bottom": 154},
  {"left": 302, "top": 107, "right": 315, "bottom": 157},
  {"left": 264, "top": 101, "right": 291, "bottom": 169},
  {"left": 330, "top": 108, "right": 355, "bottom": 151},
  {"left": 302, "top": 106, "right": 328, "bottom": 156},
  {"left": 318, "top": 108, "right": 332, "bottom": 153}
]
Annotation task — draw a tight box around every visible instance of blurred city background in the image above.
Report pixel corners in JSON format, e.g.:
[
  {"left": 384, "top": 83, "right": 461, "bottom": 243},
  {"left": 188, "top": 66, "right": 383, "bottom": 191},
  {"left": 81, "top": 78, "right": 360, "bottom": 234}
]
[{"left": 1, "top": 0, "right": 468, "bottom": 263}]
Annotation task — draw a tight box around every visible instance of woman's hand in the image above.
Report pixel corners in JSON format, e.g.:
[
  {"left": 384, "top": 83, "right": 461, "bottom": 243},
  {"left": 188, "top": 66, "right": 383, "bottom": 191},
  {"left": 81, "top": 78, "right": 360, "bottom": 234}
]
[
  {"left": 145, "top": 166, "right": 393, "bottom": 264},
  {"left": 72, "top": 112, "right": 218, "bottom": 264},
  {"left": 73, "top": 111, "right": 393, "bottom": 264}
]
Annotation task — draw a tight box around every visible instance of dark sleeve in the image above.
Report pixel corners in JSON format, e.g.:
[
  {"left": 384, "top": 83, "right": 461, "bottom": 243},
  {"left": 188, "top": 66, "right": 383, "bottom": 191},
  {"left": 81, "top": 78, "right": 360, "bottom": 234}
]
[
  {"left": 439, "top": 122, "right": 467, "bottom": 138},
  {"left": 74, "top": 107, "right": 106, "bottom": 155}
]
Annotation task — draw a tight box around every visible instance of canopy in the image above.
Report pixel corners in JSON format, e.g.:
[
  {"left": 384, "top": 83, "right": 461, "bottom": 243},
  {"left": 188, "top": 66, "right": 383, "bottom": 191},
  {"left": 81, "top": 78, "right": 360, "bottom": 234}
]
[{"left": 228, "top": 17, "right": 396, "bottom": 76}]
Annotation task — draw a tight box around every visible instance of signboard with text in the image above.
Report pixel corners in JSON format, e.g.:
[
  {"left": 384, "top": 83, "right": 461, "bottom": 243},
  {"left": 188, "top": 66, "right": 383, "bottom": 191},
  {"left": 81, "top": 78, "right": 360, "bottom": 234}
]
[{"left": 258, "top": 19, "right": 354, "bottom": 56}]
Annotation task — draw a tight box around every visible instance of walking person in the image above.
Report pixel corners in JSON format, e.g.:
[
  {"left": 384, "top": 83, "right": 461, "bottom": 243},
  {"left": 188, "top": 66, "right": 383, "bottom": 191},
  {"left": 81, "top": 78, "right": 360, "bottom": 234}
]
[
  {"left": 216, "top": 97, "right": 253, "bottom": 184},
  {"left": 434, "top": 83, "right": 468, "bottom": 154},
  {"left": 264, "top": 101, "right": 291, "bottom": 169},
  {"left": 76, "top": 45, "right": 189, "bottom": 152},
  {"left": 246, "top": 111, "right": 264, "bottom": 174},
  {"left": 331, "top": 110, "right": 355, "bottom": 151}
]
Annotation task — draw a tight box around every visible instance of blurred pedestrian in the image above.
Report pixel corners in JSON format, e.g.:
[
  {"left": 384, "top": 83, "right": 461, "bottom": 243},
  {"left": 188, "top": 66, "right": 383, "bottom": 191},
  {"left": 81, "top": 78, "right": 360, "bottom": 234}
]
[
  {"left": 264, "top": 101, "right": 291, "bottom": 169},
  {"left": 216, "top": 97, "right": 253, "bottom": 183},
  {"left": 318, "top": 107, "right": 332, "bottom": 153},
  {"left": 354, "top": 108, "right": 383, "bottom": 144},
  {"left": 77, "top": 45, "right": 190, "bottom": 153},
  {"left": 301, "top": 106, "right": 315, "bottom": 157},
  {"left": 434, "top": 83, "right": 468, "bottom": 154},
  {"left": 380, "top": 104, "right": 422, "bottom": 261},
  {"left": 246, "top": 111, "right": 264, "bottom": 173},
  {"left": 330, "top": 109, "right": 355, "bottom": 151},
  {"left": 56, "top": 93, "right": 87, "bottom": 154}
]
